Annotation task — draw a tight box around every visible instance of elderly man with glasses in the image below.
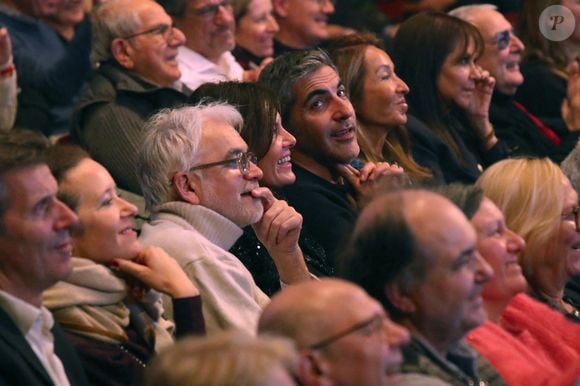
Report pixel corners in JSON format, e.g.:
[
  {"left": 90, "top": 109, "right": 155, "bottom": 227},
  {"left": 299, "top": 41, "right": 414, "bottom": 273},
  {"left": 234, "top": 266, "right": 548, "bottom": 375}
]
[
  {"left": 450, "top": 4, "right": 580, "bottom": 163},
  {"left": 137, "top": 103, "right": 311, "bottom": 335},
  {"left": 259, "top": 278, "right": 410, "bottom": 386},
  {"left": 71, "top": 0, "right": 189, "bottom": 195}
]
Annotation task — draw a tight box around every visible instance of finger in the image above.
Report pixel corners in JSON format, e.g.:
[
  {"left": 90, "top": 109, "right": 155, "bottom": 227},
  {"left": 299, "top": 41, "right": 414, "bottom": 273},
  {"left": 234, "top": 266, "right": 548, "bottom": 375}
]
[
  {"left": 113, "top": 258, "right": 152, "bottom": 281},
  {"left": 250, "top": 186, "right": 276, "bottom": 210},
  {"left": 359, "top": 162, "right": 376, "bottom": 182},
  {"left": 336, "top": 163, "right": 360, "bottom": 186}
]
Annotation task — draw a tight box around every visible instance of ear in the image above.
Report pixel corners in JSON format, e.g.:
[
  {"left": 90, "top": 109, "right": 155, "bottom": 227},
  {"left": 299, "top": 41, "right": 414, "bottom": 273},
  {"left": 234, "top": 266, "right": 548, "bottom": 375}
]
[
  {"left": 271, "top": 0, "right": 288, "bottom": 18},
  {"left": 111, "top": 38, "right": 135, "bottom": 70},
  {"left": 173, "top": 172, "right": 201, "bottom": 205},
  {"left": 385, "top": 282, "right": 416, "bottom": 314},
  {"left": 297, "top": 351, "right": 331, "bottom": 386}
]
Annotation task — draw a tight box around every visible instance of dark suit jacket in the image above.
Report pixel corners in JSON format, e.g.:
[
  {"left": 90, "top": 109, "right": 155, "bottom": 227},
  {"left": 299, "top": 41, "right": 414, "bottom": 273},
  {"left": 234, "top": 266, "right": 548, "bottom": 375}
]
[{"left": 0, "top": 306, "right": 89, "bottom": 386}]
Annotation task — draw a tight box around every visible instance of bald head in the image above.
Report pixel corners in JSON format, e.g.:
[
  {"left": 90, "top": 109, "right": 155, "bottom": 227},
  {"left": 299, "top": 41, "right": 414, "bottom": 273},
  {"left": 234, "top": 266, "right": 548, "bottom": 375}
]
[{"left": 259, "top": 278, "right": 383, "bottom": 348}]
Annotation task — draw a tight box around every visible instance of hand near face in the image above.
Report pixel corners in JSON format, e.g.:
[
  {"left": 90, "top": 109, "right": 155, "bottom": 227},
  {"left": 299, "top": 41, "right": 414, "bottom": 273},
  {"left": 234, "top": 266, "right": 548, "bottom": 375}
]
[
  {"left": 466, "top": 66, "right": 495, "bottom": 121},
  {"left": 243, "top": 57, "right": 273, "bottom": 82},
  {"left": 336, "top": 162, "right": 406, "bottom": 209},
  {"left": 112, "top": 246, "right": 199, "bottom": 299},
  {"left": 251, "top": 187, "right": 310, "bottom": 284},
  {"left": 562, "top": 59, "right": 580, "bottom": 132}
]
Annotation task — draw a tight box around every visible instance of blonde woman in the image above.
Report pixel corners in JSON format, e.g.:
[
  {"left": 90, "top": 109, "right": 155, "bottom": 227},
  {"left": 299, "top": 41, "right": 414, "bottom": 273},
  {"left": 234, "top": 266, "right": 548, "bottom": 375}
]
[{"left": 477, "top": 158, "right": 580, "bottom": 320}]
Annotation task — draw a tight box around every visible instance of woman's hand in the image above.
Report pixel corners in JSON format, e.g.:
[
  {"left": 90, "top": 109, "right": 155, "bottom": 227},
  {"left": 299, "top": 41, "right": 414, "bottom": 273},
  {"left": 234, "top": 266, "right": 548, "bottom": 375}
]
[
  {"left": 467, "top": 66, "right": 495, "bottom": 121},
  {"left": 562, "top": 59, "right": 580, "bottom": 132},
  {"left": 112, "top": 246, "right": 199, "bottom": 299}
]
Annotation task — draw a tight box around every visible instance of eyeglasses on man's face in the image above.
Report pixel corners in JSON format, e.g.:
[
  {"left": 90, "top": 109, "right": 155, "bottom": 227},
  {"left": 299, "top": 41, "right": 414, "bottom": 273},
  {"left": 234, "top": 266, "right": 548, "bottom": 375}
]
[
  {"left": 308, "top": 313, "right": 385, "bottom": 350},
  {"left": 562, "top": 206, "right": 580, "bottom": 232},
  {"left": 310, "top": 0, "right": 336, "bottom": 6},
  {"left": 122, "top": 23, "right": 176, "bottom": 40},
  {"left": 490, "top": 30, "right": 513, "bottom": 51},
  {"left": 191, "top": 0, "right": 233, "bottom": 18},
  {"left": 189, "top": 151, "right": 258, "bottom": 176}
]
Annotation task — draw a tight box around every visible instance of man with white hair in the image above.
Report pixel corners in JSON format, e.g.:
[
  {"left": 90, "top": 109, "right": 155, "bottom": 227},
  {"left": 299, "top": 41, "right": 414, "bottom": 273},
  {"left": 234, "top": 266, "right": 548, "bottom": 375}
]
[
  {"left": 450, "top": 4, "right": 580, "bottom": 163},
  {"left": 138, "top": 103, "right": 311, "bottom": 335}
]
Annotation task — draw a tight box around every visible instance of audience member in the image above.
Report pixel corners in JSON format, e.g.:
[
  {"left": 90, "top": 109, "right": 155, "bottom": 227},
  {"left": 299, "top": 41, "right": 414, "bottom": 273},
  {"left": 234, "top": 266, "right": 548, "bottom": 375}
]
[
  {"left": 231, "top": 0, "right": 279, "bottom": 71},
  {"left": 437, "top": 183, "right": 580, "bottom": 386},
  {"left": 72, "top": 0, "right": 189, "bottom": 194},
  {"left": 393, "top": 12, "right": 507, "bottom": 181},
  {"left": 272, "top": 0, "right": 335, "bottom": 56},
  {"left": 451, "top": 4, "right": 580, "bottom": 163},
  {"left": 0, "top": 0, "right": 91, "bottom": 135},
  {"left": 43, "top": 144, "right": 205, "bottom": 386},
  {"left": 259, "top": 278, "right": 409, "bottom": 386},
  {"left": 341, "top": 190, "right": 505, "bottom": 385},
  {"left": 138, "top": 103, "right": 311, "bottom": 334},
  {"left": 145, "top": 331, "right": 298, "bottom": 386},
  {"left": 158, "top": 0, "right": 263, "bottom": 88},
  {"left": 192, "top": 81, "right": 334, "bottom": 295},
  {"left": 477, "top": 158, "right": 580, "bottom": 321},
  {"left": 516, "top": 0, "right": 580, "bottom": 126},
  {"left": 327, "top": 33, "right": 440, "bottom": 184},
  {"left": 0, "top": 130, "right": 88, "bottom": 386},
  {"left": 563, "top": 140, "right": 580, "bottom": 192},
  {"left": 259, "top": 50, "right": 403, "bottom": 267},
  {"left": 0, "top": 27, "right": 16, "bottom": 132}
]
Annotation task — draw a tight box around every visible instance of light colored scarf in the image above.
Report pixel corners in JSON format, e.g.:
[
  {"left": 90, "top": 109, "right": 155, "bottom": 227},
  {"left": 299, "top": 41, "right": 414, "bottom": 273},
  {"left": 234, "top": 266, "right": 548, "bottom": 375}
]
[{"left": 44, "top": 257, "right": 174, "bottom": 352}]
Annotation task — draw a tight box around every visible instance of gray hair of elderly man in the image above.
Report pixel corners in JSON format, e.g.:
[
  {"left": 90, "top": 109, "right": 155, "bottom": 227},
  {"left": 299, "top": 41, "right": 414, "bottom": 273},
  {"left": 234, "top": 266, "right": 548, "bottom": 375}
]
[
  {"left": 448, "top": 3, "right": 497, "bottom": 21},
  {"left": 138, "top": 103, "right": 244, "bottom": 211},
  {"left": 258, "top": 49, "right": 337, "bottom": 132},
  {"left": 562, "top": 140, "right": 580, "bottom": 194},
  {"left": 91, "top": 0, "right": 149, "bottom": 65}
]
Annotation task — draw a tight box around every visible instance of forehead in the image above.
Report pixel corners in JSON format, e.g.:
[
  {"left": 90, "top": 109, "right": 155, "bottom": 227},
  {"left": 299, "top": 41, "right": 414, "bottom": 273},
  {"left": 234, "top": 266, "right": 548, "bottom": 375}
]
[
  {"left": 138, "top": 1, "right": 172, "bottom": 25},
  {"left": 364, "top": 46, "right": 394, "bottom": 68},
  {"left": 293, "top": 65, "right": 340, "bottom": 101},
  {"left": 63, "top": 159, "right": 114, "bottom": 198},
  {"left": 3, "top": 165, "right": 57, "bottom": 210},
  {"left": 472, "top": 198, "right": 503, "bottom": 228},
  {"left": 199, "top": 119, "right": 246, "bottom": 156},
  {"left": 562, "top": 177, "right": 578, "bottom": 208},
  {"left": 475, "top": 9, "right": 511, "bottom": 38}
]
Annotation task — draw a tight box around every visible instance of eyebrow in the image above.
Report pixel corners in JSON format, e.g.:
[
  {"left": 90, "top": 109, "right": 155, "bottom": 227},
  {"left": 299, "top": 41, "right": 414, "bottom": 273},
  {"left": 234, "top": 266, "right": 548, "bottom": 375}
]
[
  {"left": 225, "top": 147, "right": 245, "bottom": 158},
  {"left": 302, "top": 81, "right": 344, "bottom": 107},
  {"left": 451, "top": 246, "right": 476, "bottom": 269}
]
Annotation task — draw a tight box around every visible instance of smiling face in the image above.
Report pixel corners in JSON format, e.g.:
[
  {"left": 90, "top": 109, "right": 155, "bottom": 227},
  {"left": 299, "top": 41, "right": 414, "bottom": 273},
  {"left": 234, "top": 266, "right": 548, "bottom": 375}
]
[
  {"left": 471, "top": 198, "right": 527, "bottom": 303},
  {"left": 236, "top": 0, "right": 279, "bottom": 58},
  {"left": 122, "top": 1, "right": 186, "bottom": 86},
  {"left": 289, "top": 65, "right": 359, "bottom": 167},
  {"left": 409, "top": 198, "right": 493, "bottom": 349},
  {"left": 61, "top": 159, "right": 140, "bottom": 264},
  {"left": 190, "top": 120, "right": 264, "bottom": 227},
  {"left": 360, "top": 46, "right": 410, "bottom": 130},
  {"left": 0, "top": 165, "right": 78, "bottom": 298},
  {"left": 176, "top": 0, "right": 236, "bottom": 61},
  {"left": 274, "top": 0, "right": 334, "bottom": 48},
  {"left": 471, "top": 8, "right": 524, "bottom": 96},
  {"left": 258, "top": 113, "right": 297, "bottom": 188},
  {"left": 437, "top": 38, "right": 478, "bottom": 111}
]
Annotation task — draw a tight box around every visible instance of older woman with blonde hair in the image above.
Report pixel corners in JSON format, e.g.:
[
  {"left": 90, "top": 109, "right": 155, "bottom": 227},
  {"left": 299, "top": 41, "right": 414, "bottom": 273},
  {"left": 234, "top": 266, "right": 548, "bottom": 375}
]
[
  {"left": 144, "top": 332, "right": 298, "bottom": 386},
  {"left": 476, "top": 158, "right": 580, "bottom": 320}
]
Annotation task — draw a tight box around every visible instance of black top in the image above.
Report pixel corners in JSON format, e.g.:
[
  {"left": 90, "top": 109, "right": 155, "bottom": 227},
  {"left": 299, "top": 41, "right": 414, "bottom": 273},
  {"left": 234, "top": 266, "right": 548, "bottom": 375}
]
[
  {"left": 231, "top": 46, "right": 263, "bottom": 71},
  {"left": 230, "top": 226, "right": 334, "bottom": 296},
  {"left": 489, "top": 91, "right": 579, "bottom": 163},
  {"left": 277, "top": 164, "right": 358, "bottom": 269}
]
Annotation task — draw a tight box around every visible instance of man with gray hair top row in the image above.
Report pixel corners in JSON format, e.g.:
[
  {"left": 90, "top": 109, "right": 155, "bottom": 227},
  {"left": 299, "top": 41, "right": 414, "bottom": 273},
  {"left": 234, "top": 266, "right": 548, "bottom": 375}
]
[{"left": 137, "top": 102, "right": 312, "bottom": 335}]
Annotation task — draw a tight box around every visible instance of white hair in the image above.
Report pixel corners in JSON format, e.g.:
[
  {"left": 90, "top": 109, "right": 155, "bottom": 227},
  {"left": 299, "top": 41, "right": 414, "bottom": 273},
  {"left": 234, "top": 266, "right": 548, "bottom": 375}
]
[
  {"left": 138, "top": 103, "right": 244, "bottom": 211},
  {"left": 449, "top": 4, "right": 498, "bottom": 23}
]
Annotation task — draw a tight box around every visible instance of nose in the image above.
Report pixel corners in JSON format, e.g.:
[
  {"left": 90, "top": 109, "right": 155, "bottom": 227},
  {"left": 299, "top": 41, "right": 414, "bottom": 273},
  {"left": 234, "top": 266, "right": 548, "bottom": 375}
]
[
  {"left": 384, "top": 318, "right": 410, "bottom": 349},
  {"left": 474, "top": 251, "right": 494, "bottom": 284},
  {"left": 117, "top": 196, "right": 139, "bottom": 218},
  {"left": 322, "top": 0, "right": 334, "bottom": 14},
  {"left": 245, "top": 160, "right": 263, "bottom": 180},
  {"left": 506, "top": 228, "right": 525, "bottom": 254},
  {"left": 332, "top": 95, "right": 355, "bottom": 122},
  {"left": 395, "top": 75, "right": 409, "bottom": 94},
  {"left": 169, "top": 26, "right": 186, "bottom": 47},
  {"left": 215, "top": 4, "right": 234, "bottom": 25},
  {"left": 266, "top": 14, "right": 279, "bottom": 33},
  {"left": 281, "top": 127, "right": 296, "bottom": 148},
  {"left": 54, "top": 199, "right": 79, "bottom": 232},
  {"left": 510, "top": 33, "right": 525, "bottom": 53}
]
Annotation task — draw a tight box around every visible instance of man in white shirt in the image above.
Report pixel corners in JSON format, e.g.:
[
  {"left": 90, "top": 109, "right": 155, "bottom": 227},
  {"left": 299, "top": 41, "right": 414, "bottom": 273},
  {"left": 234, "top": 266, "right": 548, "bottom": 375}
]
[
  {"left": 0, "top": 130, "right": 88, "bottom": 386},
  {"left": 158, "top": 0, "right": 263, "bottom": 90}
]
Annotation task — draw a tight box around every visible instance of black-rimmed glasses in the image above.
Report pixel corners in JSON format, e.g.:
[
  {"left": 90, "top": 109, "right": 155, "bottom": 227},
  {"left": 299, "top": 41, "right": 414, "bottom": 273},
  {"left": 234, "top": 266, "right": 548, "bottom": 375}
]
[
  {"left": 308, "top": 313, "right": 384, "bottom": 350},
  {"left": 562, "top": 207, "right": 580, "bottom": 232},
  {"left": 192, "top": 0, "right": 233, "bottom": 18},
  {"left": 123, "top": 23, "right": 176, "bottom": 40},
  {"left": 189, "top": 152, "right": 257, "bottom": 176}
]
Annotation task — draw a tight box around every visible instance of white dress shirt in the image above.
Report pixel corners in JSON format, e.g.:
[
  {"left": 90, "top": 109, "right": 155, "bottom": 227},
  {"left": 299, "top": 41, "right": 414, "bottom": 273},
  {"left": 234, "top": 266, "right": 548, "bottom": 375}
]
[
  {"left": 0, "top": 290, "right": 71, "bottom": 386},
  {"left": 178, "top": 46, "right": 244, "bottom": 91}
]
